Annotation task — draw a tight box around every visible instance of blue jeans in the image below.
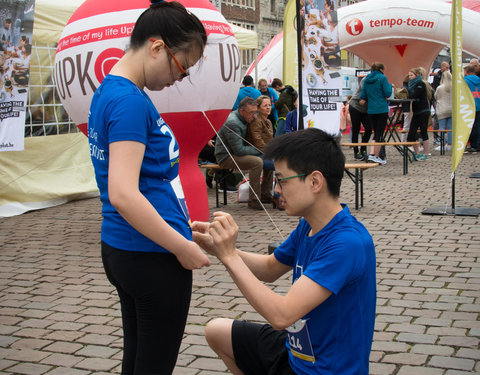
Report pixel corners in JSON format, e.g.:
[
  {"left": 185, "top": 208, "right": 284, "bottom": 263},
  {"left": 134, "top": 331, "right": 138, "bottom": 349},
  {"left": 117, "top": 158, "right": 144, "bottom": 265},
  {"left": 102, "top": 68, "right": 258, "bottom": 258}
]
[{"left": 438, "top": 117, "right": 452, "bottom": 145}]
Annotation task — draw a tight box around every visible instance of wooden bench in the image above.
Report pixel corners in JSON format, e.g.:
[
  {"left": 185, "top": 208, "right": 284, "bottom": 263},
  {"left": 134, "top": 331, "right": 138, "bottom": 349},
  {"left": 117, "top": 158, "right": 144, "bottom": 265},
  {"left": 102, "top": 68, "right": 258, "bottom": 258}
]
[
  {"left": 199, "top": 163, "right": 230, "bottom": 208},
  {"left": 200, "top": 162, "right": 377, "bottom": 211},
  {"left": 397, "top": 129, "right": 452, "bottom": 155},
  {"left": 344, "top": 163, "right": 379, "bottom": 210},
  {"left": 341, "top": 141, "right": 420, "bottom": 175}
]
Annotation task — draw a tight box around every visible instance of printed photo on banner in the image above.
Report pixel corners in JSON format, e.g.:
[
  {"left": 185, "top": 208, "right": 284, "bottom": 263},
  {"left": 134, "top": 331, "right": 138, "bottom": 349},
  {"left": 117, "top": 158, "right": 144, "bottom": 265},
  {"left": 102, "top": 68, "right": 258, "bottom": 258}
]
[
  {"left": 0, "top": 0, "right": 35, "bottom": 152},
  {"left": 301, "top": 0, "right": 342, "bottom": 135}
]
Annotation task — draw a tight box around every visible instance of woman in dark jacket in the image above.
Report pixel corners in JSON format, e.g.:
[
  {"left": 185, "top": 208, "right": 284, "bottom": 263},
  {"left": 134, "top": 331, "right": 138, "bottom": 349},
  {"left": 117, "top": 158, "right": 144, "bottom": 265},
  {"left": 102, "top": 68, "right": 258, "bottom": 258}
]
[{"left": 407, "top": 67, "right": 432, "bottom": 160}]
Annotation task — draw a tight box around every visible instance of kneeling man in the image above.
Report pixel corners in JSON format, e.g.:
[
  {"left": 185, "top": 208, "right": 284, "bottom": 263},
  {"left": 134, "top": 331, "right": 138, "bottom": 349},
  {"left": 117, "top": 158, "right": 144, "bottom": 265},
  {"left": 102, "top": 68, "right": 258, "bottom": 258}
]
[{"left": 193, "top": 128, "right": 376, "bottom": 375}]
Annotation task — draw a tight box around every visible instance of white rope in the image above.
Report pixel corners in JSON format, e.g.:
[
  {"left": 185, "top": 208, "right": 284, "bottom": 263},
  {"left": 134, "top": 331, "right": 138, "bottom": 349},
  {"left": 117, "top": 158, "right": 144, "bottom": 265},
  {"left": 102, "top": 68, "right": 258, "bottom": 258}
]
[{"left": 201, "top": 110, "right": 285, "bottom": 241}]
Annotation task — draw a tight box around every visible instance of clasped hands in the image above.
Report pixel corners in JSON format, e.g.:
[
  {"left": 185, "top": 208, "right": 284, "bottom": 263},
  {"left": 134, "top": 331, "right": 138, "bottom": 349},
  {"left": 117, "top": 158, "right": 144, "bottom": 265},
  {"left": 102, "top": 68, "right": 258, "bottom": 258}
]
[{"left": 192, "top": 212, "right": 238, "bottom": 262}]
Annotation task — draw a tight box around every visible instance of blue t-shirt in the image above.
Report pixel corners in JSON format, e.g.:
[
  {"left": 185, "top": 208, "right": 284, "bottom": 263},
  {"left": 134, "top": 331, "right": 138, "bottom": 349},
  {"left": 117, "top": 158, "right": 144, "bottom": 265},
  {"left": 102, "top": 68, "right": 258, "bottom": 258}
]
[
  {"left": 87, "top": 75, "right": 191, "bottom": 253},
  {"left": 274, "top": 205, "right": 376, "bottom": 375},
  {"left": 464, "top": 74, "right": 480, "bottom": 111}
]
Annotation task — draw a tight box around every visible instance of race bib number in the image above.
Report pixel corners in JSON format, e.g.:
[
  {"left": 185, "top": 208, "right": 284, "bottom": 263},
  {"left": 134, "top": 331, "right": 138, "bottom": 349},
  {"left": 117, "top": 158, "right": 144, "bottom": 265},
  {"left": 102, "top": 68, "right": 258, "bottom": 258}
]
[
  {"left": 287, "top": 319, "right": 315, "bottom": 363},
  {"left": 170, "top": 175, "right": 190, "bottom": 223}
]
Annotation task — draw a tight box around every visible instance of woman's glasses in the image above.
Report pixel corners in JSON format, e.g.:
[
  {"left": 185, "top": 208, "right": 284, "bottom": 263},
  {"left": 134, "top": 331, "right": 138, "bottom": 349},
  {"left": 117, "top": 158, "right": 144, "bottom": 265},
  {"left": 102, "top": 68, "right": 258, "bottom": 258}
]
[{"left": 149, "top": 38, "right": 189, "bottom": 78}]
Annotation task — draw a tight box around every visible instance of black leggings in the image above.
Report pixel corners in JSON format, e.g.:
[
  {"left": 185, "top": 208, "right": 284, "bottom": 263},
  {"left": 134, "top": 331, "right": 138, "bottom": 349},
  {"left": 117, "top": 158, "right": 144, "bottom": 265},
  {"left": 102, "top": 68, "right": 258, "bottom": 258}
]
[
  {"left": 407, "top": 112, "right": 430, "bottom": 142},
  {"left": 102, "top": 242, "right": 192, "bottom": 375},
  {"left": 368, "top": 113, "right": 388, "bottom": 142},
  {"left": 349, "top": 106, "right": 371, "bottom": 154}
]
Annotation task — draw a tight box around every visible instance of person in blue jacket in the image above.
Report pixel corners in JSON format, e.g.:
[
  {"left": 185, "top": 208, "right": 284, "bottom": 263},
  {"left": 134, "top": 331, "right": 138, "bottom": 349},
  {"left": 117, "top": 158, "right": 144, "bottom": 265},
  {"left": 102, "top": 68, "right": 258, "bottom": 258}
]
[
  {"left": 360, "top": 62, "right": 393, "bottom": 165},
  {"left": 233, "top": 75, "right": 262, "bottom": 110},
  {"left": 464, "top": 64, "right": 480, "bottom": 152},
  {"left": 87, "top": 1, "right": 211, "bottom": 373},
  {"left": 193, "top": 128, "right": 377, "bottom": 375}
]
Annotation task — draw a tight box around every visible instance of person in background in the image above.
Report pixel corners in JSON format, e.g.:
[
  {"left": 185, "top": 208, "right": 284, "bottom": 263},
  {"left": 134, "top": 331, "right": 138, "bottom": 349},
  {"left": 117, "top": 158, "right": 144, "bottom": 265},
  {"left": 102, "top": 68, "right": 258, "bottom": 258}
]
[
  {"left": 339, "top": 95, "right": 352, "bottom": 136},
  {"left": 233, "top": 75, "right": 261, "bottom": 110},
  {"left": 349, "top": 77, "right": 371, "bottom": 159},
  {"left": 407, "top": 67, "right": 432, "bottom": 160},
  {"left": 464, "top": 64, "right": 480, "bottom": 153},
  {"left": 273, "top": 78, "right": 297, "bottom": 137},
  {"left": 215, "top": 97, "right": 269, "bottom": 210},
  {"left": 87, "top": 1, "right": 211, "bottom": 374},
  {"left": 360, "top": 62, "right": 393, "bottom": 165},
  {"left": 431, "top": 61, "right": 450, "bottom": 91},
  {"left": 434, "top": 70, "right": 452, "bottom": 151},
  {"left": 193, "top": 128, "right": 377, "bottom": 375},
  {"left": 258, "top": 78, "right": 279, "bottom": 125},
  {"left": 246, "top": 95, "right": 275, "bottom": 204},
  {"left": 285, "top": 94, "right": 299, "bottom": 133},
  {"left": 470, "top": 58, "right": 480, "bottom": 78}
]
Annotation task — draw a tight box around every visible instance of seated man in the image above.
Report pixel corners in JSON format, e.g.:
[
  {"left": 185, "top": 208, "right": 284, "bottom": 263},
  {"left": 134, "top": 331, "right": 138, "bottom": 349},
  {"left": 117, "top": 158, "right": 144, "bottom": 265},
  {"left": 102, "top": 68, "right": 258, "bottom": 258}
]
[
  {"left": 195, "top": 128, "right": 377, "bottom": 374},
  {"left": 215, "top": 97, "right": 268, "bottom": 210}
]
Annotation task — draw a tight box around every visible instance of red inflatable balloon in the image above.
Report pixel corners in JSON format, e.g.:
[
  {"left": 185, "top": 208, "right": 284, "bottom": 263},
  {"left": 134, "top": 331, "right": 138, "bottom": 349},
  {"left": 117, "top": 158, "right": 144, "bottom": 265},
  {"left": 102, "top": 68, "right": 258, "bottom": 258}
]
[{"left": 55, "top": 0, "right": 241, "bottom": 221}]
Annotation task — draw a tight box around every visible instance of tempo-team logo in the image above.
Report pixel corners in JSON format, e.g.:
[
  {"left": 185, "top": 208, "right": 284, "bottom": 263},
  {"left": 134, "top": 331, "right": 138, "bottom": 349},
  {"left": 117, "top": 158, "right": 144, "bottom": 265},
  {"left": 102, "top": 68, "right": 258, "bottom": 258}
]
[
  {"left": 94, "top": 48, "right": 125, "bottom": 83},
  {"left": 346, "top": 18, "right": 363, "bottom": 36}
]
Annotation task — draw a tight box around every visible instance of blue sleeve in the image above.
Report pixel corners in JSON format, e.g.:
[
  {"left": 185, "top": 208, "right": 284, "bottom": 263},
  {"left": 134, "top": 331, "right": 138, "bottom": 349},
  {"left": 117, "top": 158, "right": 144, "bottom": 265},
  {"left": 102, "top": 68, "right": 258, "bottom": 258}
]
[
  {"left": 269, "top": 87, "right": 279, "bottom": 102},
  {"left": 304, "top": 233, "right": 365, "bottom": 295},
  {"left": 284, "top": 111, "right": 293, "bottom": 133},
  {"left": 274, "top": 219, "right": 306, "bottom": 266},
  {"left": 382, "top": 77, "right": 393, "bottom": 98},
  {"left": 107, "top": 95, "right": 149, "bottom": 144},
  {"left": 360, "top": 83, "right": 367, "bottom": 100}
]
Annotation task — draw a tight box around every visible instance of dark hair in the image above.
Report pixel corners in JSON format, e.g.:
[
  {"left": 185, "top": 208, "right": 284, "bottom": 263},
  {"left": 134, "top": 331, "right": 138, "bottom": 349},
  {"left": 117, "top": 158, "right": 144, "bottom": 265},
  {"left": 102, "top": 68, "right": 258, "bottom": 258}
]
[
  {"left": 325, "top": 0, "right": 335, "bottom": 10},
  {"left": 371, "top": 62, "right": 385, "bottom": 72},
  {"left": 24, "top": 44, "right": 32, "bottom": 55},
  {"left": 242, "top": 75, "right": 254, "bottom": 86},
  {"left": 130, "top": 1, "right": 207, "bottom": 56},
  {"left": 238, "top": 97, "right": 257, "bottom": 110},
  {"left": 271, "top": 78, "right": 283, "bottom": 89},
  {"left": 264, "top": 128, "right": 345, "bottom": 197}
]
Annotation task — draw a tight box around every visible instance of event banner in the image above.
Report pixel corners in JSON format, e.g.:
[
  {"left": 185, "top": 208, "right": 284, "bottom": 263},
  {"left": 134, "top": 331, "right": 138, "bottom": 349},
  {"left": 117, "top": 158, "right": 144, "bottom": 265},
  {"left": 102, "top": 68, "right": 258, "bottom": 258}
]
[
  {"left": 450, "top": 0, "right": 475, "bottom": 172},
  {"left": 283, "top": 0, "right": 298, "bottom": 90},
  {"left": 301, "top": 0, "right": 342, "bottom": 135},
  {"left": 0, "top": 0, "right": 35, "bottom": 152}
]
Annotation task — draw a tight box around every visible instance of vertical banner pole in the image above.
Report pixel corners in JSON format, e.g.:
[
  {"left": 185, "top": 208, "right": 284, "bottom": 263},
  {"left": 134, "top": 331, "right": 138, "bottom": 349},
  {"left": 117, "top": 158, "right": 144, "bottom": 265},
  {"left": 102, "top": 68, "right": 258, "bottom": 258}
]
[{"left": 295, "top": 0, "right": 304, "bottom": 130}]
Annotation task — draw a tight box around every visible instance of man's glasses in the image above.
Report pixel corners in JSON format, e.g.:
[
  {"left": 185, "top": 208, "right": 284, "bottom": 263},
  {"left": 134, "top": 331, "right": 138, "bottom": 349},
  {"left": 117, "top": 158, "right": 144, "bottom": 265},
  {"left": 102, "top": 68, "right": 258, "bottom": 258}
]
[
  {"left": 149, "top": 38, "right": 189, "bottom": 79},
  {"left": 274, "top": 173, "right": 308, "bottom": 190}
]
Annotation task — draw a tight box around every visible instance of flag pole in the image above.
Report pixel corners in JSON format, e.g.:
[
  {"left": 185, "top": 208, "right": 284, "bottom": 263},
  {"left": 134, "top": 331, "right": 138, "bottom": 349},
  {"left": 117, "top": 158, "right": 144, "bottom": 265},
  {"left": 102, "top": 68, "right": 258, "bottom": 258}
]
[{"left": 296, "top": 0, "right": 303, "bottom": 130}]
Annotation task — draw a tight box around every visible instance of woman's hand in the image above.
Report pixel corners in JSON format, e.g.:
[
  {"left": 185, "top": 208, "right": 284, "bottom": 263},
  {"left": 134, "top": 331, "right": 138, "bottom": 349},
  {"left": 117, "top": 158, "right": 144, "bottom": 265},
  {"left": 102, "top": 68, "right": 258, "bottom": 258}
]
[
  {"left": 192, "top": 221, "right": 215, "bottom": 255},
  {"left": 175, "top": 241, "right": 211, "bottom": 270}
]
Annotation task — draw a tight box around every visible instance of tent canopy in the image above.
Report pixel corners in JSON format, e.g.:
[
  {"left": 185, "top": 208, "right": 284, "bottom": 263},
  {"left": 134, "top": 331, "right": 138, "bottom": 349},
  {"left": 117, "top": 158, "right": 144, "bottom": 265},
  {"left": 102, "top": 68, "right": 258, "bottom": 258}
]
[{"left": 230, "top": 24, "right": 258, "bottom": 50}]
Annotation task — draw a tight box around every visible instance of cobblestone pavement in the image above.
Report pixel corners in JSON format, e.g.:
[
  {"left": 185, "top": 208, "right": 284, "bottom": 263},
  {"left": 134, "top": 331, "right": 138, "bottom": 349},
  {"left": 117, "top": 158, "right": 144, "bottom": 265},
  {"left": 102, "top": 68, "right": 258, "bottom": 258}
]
[{"left": 1, "top": 147, "right": 479, "bottom": 374}]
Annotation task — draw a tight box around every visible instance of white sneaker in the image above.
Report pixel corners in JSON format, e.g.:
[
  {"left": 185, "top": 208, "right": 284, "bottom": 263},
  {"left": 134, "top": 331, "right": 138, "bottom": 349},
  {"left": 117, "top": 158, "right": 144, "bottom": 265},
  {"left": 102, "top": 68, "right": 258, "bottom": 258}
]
[
  {"left": 434, "top": 146, "right": 441, "bottom": 151},
  {"left": 377, "top": 157, "right": 387, "bottom": 165},
  {"left": 445, "top": 145, "right": 451, "bottom": 151},
  {"left": 368, "top": 154, "right": 377, "bottom": 163}
]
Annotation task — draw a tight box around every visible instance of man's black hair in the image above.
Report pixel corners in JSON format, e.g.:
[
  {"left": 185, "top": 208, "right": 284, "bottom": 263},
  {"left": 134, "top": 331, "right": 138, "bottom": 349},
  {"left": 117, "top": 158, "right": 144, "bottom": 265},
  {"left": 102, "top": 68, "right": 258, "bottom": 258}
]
[{"left": 264, "top": 128, "right": 345, "bottom": 197}]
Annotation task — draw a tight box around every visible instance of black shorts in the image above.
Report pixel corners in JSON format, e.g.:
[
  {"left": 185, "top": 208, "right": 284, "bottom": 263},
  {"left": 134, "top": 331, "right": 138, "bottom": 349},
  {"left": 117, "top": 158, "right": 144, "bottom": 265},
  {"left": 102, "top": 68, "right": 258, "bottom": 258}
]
[{"left": 232, "top": 320, "right": 297, "bottom": 375}]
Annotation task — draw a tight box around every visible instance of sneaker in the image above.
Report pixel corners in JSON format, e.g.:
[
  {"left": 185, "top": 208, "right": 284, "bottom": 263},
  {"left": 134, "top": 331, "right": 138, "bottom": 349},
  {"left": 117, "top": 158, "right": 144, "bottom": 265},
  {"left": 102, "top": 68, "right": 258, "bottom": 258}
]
[
  {"left": 417, "top": 154, "right": 429, "bottom": 161},
  {"left": 445, "top": 145, "right": 452, "bottom": 151},
  {"left": 377, "top": 157, "right": 387, "bottom": 165},
  {"left": 434, "top": 145, "right": 441, "bottom": 152},
  {"left": 367, "top": 154, "right": 377, "bottom": 163},
  {"left": 471, "top": 148, "right": 478, "bottom": 154},
  {"left": 354, "top": 152, "right": 364, "bottom": 160},
  {"left": 219, "top": 184, "right": 238, "bottom": 192}
]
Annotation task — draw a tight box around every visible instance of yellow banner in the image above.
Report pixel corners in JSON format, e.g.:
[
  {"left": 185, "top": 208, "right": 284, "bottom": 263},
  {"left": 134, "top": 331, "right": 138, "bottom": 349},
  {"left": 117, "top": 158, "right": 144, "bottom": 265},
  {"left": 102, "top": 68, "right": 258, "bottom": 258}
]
[
  {"left": 450, "top": 0, "right": 475, "bottom": 172},
  {"left": 283, "top": 0, "right": 298, "bottom": 90}
]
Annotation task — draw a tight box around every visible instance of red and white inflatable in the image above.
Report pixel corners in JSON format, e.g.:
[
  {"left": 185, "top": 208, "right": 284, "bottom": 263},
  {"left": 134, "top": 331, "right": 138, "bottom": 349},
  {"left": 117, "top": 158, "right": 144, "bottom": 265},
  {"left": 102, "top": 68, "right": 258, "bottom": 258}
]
[{"left": 55, "top": 0, "right": 241, "bottom": 221}]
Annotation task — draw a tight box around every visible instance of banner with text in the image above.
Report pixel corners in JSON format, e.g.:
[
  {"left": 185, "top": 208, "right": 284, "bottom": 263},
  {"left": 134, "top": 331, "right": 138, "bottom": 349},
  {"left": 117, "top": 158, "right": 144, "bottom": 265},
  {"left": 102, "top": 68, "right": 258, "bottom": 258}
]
[
  {"left": 301, "top": 0, "right": 342, "bottom": 135},
  {"left": 450, "top": 0, "right": 475, "bottom": 172},
  {"left": 0, "top": 0, "right": 35, "bottom": 152}
]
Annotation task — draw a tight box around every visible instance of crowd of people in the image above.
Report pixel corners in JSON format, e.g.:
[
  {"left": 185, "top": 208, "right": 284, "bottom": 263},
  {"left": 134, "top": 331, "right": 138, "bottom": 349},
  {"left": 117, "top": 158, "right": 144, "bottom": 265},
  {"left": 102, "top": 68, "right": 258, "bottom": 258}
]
[{"left": 347, "top": 58, "right": 480, "bottom": 163}]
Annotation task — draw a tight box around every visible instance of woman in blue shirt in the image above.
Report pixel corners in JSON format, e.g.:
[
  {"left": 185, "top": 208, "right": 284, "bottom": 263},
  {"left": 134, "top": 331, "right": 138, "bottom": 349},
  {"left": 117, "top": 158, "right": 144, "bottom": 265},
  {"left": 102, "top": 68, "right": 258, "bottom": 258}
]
[{"left": 87, "top": 1, "right": 210, "bottom": 373}]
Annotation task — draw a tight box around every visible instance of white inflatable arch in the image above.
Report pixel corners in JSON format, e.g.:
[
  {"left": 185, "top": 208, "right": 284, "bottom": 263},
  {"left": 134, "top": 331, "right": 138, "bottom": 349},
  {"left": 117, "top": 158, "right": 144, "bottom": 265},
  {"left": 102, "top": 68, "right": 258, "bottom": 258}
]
[
  {"left": 339, "top": 0, "right": 480, "bottom": 85},
  {"left": 248, "top": 0, "right": 480, "bottom": 86}
]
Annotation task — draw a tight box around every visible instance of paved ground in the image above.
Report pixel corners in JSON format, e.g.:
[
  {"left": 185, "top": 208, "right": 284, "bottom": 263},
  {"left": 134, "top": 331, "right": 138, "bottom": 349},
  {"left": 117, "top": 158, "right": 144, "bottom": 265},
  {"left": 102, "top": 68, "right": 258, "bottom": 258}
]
[{"left": 1, "top": 146, "right": 479, "bottom": 375}]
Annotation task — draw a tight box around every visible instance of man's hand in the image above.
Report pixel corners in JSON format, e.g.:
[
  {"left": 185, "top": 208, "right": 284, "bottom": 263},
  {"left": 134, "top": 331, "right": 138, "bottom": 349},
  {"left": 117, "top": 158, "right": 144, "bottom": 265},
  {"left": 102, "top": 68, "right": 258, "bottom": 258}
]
[
  {"left": 209, "top": 212, "right": 239, "bottom": 262},
  {"left": 192, "top": 221, "right": 215, "bottom": 255}
]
